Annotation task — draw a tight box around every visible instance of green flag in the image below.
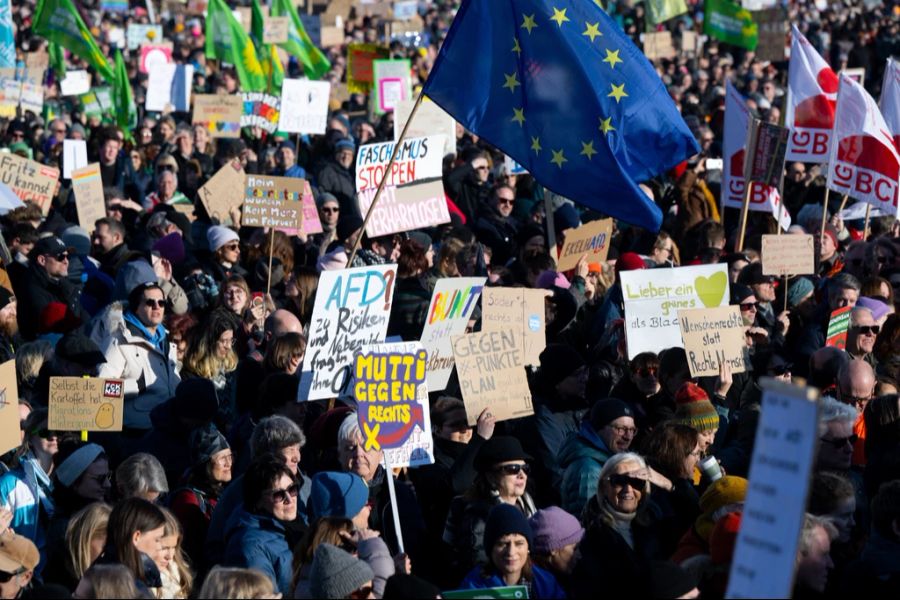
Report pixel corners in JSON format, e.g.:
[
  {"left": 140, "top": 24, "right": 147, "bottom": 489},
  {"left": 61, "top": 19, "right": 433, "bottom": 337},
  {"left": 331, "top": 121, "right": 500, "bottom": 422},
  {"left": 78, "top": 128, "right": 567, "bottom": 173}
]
[
  {"left": 206, "top": 0, "right": 267, "bottom": 92},
  {"left": 270, "top": 0, "right": 331, "bottom": 80},
  {"left": 48, "top": 42, "right": 66, "bottom": 79},
  {"left": 112, "top": 49, "right": 136, "bottom": 139},
  {"left": 33, "top": 0, "right": 113, "bottom": 82},
  {"left": 704, "top": 0, "right": 758, "bottom": 50},
  {"left": 251, "top": 0, "right": 285, "bottom": 95},
  {"left": 646, "top": 0, "right": 688, "bottom": 25}
]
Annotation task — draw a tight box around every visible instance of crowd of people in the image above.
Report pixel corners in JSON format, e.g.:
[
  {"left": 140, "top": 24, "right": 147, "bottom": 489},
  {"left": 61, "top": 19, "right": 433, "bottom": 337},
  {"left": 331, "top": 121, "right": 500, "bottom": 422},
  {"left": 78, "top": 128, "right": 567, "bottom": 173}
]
[{"left": 0, "top": 0, "right": 897, "bottom": 597}]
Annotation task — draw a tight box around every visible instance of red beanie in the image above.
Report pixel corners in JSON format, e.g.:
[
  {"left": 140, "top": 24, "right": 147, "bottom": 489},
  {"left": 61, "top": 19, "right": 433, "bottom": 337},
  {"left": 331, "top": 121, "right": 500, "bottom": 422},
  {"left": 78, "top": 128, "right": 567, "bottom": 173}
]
[
  {"left": 38, "top": 302, "right": 82, "bottom": 334},
  {"left": 710, "top": 511, "right": 742, "bottom": 565},
  {"left": 615, "top": 252, "right": 647, "bottom": 280}
]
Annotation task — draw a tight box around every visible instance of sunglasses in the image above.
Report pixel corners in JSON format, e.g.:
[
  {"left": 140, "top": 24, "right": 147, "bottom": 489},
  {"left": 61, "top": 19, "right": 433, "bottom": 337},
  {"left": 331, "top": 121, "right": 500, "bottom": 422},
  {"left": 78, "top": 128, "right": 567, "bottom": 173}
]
[
  {"left": 497, "top": 198, "right": 515, "bottom": 206},
  {"left": 634, "top": 366, "right": 658, "bottom": 377},
  {"left": 144, "top": 299, "right": 165, "bottom": 309},
  {"left": 48, "top": 253, "right": 69, "bottom": 262},
  {"left": 820, "top": 434, "right": 858, "bottom": 449},
  {"left": 0, "top": 569, "right": 25, "bottom": 583},
  {"left": 607, "top": 474, "right": 646, "bottom": 489},
  {"left": 321, "top": 207, "right": 339, "bottom": 213},
  {"left": 496, "top": 463, "right": 530, "bottom": 476},
  {"left": 474, "top": 165, "right": 490, "bottom": 171},
  {"left": 769, "top": 363, "right": 792, "bottom": 376},
  {"left": 36, "top": 429, "right": 61, "bottom": 439},
  {"left": 740, "top": 302, "right": 758, "bottom": 311},
  {"left": 269, "top": 483, "right": 300, "bottom": 504},
  {"left": 223, "top": 243, "right": 240, "bottom": 251},
  {"left": 852, "top": 325, "right": 880, "bottom": 336}
]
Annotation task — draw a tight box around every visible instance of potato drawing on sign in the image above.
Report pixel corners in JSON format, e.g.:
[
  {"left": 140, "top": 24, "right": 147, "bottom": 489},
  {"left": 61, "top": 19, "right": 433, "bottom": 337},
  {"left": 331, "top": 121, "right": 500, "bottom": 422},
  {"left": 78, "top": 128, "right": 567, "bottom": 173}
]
[{"left": 95, "top": 403, "right": 115, "bottom": 429}]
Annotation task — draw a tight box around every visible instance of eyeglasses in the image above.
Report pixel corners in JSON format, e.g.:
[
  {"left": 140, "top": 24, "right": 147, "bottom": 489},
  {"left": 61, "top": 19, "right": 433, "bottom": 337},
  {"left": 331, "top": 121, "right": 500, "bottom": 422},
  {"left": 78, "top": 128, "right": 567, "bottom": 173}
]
[
  {"left": 48, "top": 253, "right": 69, "bottom": 262},
  {"left": 144, "top": 299, "right": 165, "bottom": 309},
  {"left": 497, "top": 197, "right": 515, "bottom": 206},
  {"left": 269, "top": 483, "right": 300, "bottom": 504},
  {"left": 495, "top": 463, "right": 530, "bottom": 476},
  {"left": 609, "top": 424, "right": 638, "bottom": 437},
  {"left": 223, "top": 243, "right": 240, "bottom": 251},
  {"left": 840, "top": 393, "right": 871, "bottom": 408},
  {"left": 218, "top": 337, "right": 236, "bottom": 347},
  {"left": 213, "top": 453, "right": 234, "bottom": 467},
  {"left": 851, "top": 325, "right": 880, "bottom": 336},
  {"left": 36, "top": 429, "right": 61, "bottom": 440},
  {"left": 820, "top": 434, "right": 858, "bottom": 449},
  {"left": 769, "top": 363, "right": 792, "bottom": 376},
  {"left": 634, "top": 366, "right": 658, "bottom": 378},
  {"left": 52, "top": 128, "right": 66, "bottom": 134},
  {"left": 0, "top": 568, "right": 25, "bottom": 583},
  {"left": 607, "top": 474, "right": 646, "bottom": 489},
  {"left": 739, "top": 302, "right": 758, "bottom": 311},
  {"left": 321, "top": 207, "right": 339, "bottom": 214}
]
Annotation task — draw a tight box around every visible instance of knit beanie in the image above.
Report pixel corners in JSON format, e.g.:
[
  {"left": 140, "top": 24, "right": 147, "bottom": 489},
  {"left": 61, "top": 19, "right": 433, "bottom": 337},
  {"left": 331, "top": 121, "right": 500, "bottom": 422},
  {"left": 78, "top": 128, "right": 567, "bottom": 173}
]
[
  {"left": 650, "top": 561, "right": 698, "bottom": 599},
  {"left": 589, "top": 398, "right": 634, "bottom": 431},
  {"left": 206, "top": 225, "right": 239, "bottom": 253},
  {"left": 529, "top": 507, "right": 584, "bottom": 555},
  {"left": 152, "top": 232, "right": 186, "bottom": 266},
  {"left": 483, "top": 504, "right": 534, "bottom": 554},
  {"left": 309, "top": 543, "right": 375, "bottom": 599},
  {"left": 189, "top": 423, "right": 229, "bottom": 467},
  {"left": 309, "top": 472, "right": 368, "bottom": 521},
  {"left": 673, "top": 382, "right": 719, "bottom": 434},
  {"left": 696, "top": 476, "right": 748, "bottom": 540},
  {"left": 787, "top": 277, "right": 814, "bottom": 309}
]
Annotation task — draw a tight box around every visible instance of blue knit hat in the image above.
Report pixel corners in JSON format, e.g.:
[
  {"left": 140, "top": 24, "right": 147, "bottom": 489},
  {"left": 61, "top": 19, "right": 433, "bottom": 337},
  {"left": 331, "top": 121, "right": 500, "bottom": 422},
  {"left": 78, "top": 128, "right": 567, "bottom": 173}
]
[
  {"left": 309, "top": 472, "right": 369, "bottom": 521},
  {"left": 483, "top": 503, "right": 533, "bottom": 553}
]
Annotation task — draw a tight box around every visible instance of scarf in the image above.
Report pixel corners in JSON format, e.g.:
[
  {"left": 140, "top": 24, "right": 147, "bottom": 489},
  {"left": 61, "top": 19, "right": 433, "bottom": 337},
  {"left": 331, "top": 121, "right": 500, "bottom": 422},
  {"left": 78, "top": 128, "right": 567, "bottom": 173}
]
[
  {"left": 601, "top": 499, "right": 638, "bottom": 549},
  {"left": 124, "top": 311, "right": 168, "bottom": 354},
  {"left": 22, "top": 451, "right": 54, "bottom": 518}
]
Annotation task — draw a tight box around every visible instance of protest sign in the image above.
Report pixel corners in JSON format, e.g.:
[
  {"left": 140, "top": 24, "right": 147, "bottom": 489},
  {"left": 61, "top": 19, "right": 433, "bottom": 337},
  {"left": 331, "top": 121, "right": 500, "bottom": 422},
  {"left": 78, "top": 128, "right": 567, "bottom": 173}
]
[
  {"left": 62, "top": 140, "right": 88, "bottom": 180},
  {"left": 744, "top": 119, "right": 789, "bottom": 190},
  {"left": 393, "top": 0, "right": 418, "bottom": 19},
  {"left": 704, "top": 0, "right": 758, "bottom": 50},
  {"left": 301, "top": 183, "right": 323, "bottom": 234},
  {"left": 841, "top": 67, "right": 865, "bottom": 86},
  {"left": 48, "top": 377, "right": 125, "bottom": 432},
  {"left": 59, "top": 70, "right": 91, "bottom": 96},
  {"left": 393, "top": 98, "right": 457, "bottom": 157},
  {"left": 146, "top": 63, "right": 193, "bottom": 112},
  {"left": 193, "top": 94, "right": 242, "bottom": 138},
  {"left": 0, "top": 360, "right": 20, "bottom": 456},
  {"left": 139, "top": 43, "right": 173, "bottom": 74},
  {"left": 71, "top": 164, "right": 106, "bottom": 234},
  {"left": 198, "top": 160, "right": 246, "bottom": 224},
  {"left": 679, "top": 305, "right": 748, "bottom": 377},
  {"left": 419, "top": 277, "right": 486, "bottom": 391},
  {"left": 0, "top": 77, "right": 18, "bottom": 117},
  {"left": 242, "top": 175, "right": 304, "bottom": 229},
  {"left": 240, "top": 92, "right": 281, "bottom": 133},
  {"left": 321, "top": 26, "right": 344, "bottom": 47},
  {"left": 233, "top": 6, "right": 253, "bottom": 32},
  {"left": 642, "top": 31, "right": 676, "bottom": 60},
  {"left": 825, "top": 306, "right": 852, "bottom": 349},
  {"left": 452, "top": 329, "right": 533, "bottom": 425},
  {"left": 101, "top": 0, "right": 129, "bottom": 12},
  {"left": 680, "top": 30, "right": 698, "bottom": 57},
  {"left": 126, "top": 24, "right": 163, "bottom": 50},
  {"left": 278, "top": 79, "right": 331, "bottom": 134},
  {"left": 761, "top": 234, "right": 815, "bottom": 276},
  {"left": 371, "top": 59, "right": 411, "bottom": 116},
  {"left": 299, "top": 14, "right": 322, "bottom": 45},
  {"left": 264, "top": 16, "right": 290, "bottom": 43},
  {"left": 482, "top": 287, "right": 550, "bottom": 367},
  {"left": 18, "top": 82, "right": 42, "bottom": 115},
  {"left": 726, "top": 379, "right": 819, "bottom": 599},
  {"left": 0, "top": 153, "right": 60, "bottom": 215},
  {"left": 355, "top": 135, "right": 444, "bottom": 192},
  {"left": 358, "top": 180, "right": 450, "bottom": 237},
  {"left": 621, "top": 263, "right": 730, "bottom": 359},
  {"left": 557, "top": 219, "right": 613, "bottom": 271},
  {"left": 300, "top": 264, "right": 397, "bottom": 401},
  {"left": 347, "top": 43, "right": 390, "bottom": 93},
  {"left": 754, "top": 8, "right": 787, "bottom": 63},
  {"left": 24, "top": 51, "right": 48, "bottom": 72}
]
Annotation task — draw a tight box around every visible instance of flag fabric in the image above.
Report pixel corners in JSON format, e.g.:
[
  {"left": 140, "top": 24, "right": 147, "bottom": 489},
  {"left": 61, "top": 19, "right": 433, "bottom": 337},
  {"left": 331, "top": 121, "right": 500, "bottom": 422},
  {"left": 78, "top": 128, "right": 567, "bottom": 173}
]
[
  {"left": 881, "top": 58, "right": 900, "bottom": 151},
  {"left": 0, "top": 0, "right": 15, "bottom": 69},
  {"left": 645, "top": 0, "right": 688, "bottom": 26},
  {"left": 703, "top": 0, "right": 758, "bottom": 50},
  {"left": 722, "top": 81, "right": 789, "bottom": 229},
  {"left": 32, "top": 0, "right": 114, "bottom": 82},
  {"left": 112, "top": 49, "right": 137, "bottom": 139},
  {"left": 785, "top": 25, "right": 837, "bottom": 163},
  {"left": 205, "top": 0, "right": 267, "bottom": 92},
  {"left": 826, "top": 74, "right": 899, "bottom": 217},
  {"left": 422, "top": 0, "right": 699, "bottom": 231},
  {"left": 48, "top": 42, "right": 66, "bottom": 79},
  {"left": 270, "top": 0, "right": 331, "bottom": 80},
  {"left": 251, "top": 0, "right": 285, "bottom": 94}
]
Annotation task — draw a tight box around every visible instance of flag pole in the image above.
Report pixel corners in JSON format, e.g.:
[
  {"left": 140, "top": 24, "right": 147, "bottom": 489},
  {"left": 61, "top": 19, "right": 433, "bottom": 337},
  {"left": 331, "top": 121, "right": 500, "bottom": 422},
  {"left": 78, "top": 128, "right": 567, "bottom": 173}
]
[
  {"left": 347, "top": 91, "right": 426, "bottom": 266},
  {"left": 818, "top": 188, "right": 832, "bottom": 241},
  {"left": 737, "top": 184, "right": 752, "bottom": 252},
  {"left": 266, "top": 227, "right": 276, "bottom": 296},
  {"left": 863, "top": 203, "right": 872, "bottom": 240}
]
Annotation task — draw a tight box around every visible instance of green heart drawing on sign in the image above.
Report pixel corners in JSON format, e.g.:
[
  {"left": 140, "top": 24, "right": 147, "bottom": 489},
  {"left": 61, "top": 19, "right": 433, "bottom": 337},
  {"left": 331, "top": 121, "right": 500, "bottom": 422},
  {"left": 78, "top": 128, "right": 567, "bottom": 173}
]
[{"left": 694, "top": 272, "right": 727, "bottom": 308}]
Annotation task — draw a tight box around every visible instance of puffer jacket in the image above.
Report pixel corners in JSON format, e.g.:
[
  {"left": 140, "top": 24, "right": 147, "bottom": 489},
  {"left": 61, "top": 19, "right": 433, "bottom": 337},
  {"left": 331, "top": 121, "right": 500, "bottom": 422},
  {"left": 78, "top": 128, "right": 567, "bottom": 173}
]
[
  {"left": 557, "top": 421, "right": 613, "bottom": 517},
  {"left": 223, "top": 510, "right": 293, "bottom": 596},
  {"left": 96, "top": 308, "right": 180, "bottom": 430}
]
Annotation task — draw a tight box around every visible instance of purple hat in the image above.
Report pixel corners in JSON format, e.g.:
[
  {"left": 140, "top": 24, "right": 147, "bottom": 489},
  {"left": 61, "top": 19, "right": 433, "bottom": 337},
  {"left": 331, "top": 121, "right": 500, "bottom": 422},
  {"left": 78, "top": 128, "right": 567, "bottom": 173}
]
[
  {"left": 856, "top": 296, "right": 890, "bottom": 322},
  {"left": 152, "top": 232, "right": 186, "bottom": 266},
  {"left": 529, "top": 507, "right": 585, "bottom": 554},
  {"left": 535, "top": 270, "right": 571, "bottom": 290}
]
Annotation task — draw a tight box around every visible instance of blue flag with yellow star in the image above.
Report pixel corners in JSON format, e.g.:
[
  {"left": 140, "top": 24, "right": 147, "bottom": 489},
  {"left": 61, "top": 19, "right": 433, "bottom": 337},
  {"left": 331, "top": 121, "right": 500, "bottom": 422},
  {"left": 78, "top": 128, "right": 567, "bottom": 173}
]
[{"left": 422, "top": 0, "right": 700, "bottom": 231}]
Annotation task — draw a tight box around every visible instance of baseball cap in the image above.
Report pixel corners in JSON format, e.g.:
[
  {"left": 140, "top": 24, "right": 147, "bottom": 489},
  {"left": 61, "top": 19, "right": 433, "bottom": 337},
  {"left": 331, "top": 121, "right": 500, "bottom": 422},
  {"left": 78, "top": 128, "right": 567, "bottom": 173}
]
[
  {"left": 737, "top": 262, "right": 775, "bottom": 286},
  {"left": 28, "top": 236, "right": 74, "bottom": 261},
  {"left": 0, "top": 531, "right": 39, "bottom": 573}
]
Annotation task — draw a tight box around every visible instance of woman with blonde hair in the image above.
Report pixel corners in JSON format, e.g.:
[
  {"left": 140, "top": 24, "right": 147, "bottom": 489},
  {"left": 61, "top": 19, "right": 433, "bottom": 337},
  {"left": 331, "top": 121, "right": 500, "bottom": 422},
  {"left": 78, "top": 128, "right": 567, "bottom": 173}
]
[
  {"left": 198, "top": 566, "right": 280, "bottom": 599},
  {"left": 154, "top": 507, "right": 194, "bottom": 599},
  {"left": 43, "top": 502, "right": 111, "bottom": 591},
  {"left": 181, "top": 310, "right": 239, "bottom": 420},
  {"left": 292, "top": 517, "right": 354, "bottom": 598}
]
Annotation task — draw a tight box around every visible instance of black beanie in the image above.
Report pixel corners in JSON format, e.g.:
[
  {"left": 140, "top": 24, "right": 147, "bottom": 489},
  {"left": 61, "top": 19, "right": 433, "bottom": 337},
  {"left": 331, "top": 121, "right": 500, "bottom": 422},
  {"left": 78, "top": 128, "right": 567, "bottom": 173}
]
[
  {"left": 589, "top": 398, "right": 634, "bottom": 430},
  {"left": 483, "top": 503, "right": 534, "bottom": 554},
  {"left": 538, "top": 343, "right": 585, "bottom": 388}
]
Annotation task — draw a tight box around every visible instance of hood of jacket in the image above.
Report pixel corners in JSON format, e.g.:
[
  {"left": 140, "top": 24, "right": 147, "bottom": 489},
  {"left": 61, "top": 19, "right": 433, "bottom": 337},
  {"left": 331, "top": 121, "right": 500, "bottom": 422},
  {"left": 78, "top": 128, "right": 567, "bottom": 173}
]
[{"left": 558, "top": 421, "right": 612, "bottom": 470}]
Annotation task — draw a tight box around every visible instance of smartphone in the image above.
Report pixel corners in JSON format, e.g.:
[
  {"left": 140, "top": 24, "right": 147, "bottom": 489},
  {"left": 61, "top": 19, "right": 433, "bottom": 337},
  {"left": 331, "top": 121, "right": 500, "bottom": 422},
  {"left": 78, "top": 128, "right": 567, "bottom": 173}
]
[{"left": 706, "top": 158, "right": 724, "bottom": 171}]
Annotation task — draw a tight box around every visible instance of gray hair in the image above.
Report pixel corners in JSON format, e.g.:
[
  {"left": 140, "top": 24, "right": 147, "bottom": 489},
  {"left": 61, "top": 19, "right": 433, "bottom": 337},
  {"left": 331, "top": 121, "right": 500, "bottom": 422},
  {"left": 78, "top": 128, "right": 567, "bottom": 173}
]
[
  {"left": 250, "top": 415, "right": 305, "bottom": 458},
  {"left": 115, "top": 453, "right": 169, "bottom": 498},
  {"left": 597, "top": 452, "right": 649, "bottom": 494},
  {"left": 827, "top": 273, "right": 860, "bottom": 299},
  {"left": 817, "top": 396, "right": 857, "bottom": 436},
  {"left": 337, "top": 412, "right": 361, "bottom": 446},
  {"left": 798, "top": 513, "right": 837, "bottom": 557}
]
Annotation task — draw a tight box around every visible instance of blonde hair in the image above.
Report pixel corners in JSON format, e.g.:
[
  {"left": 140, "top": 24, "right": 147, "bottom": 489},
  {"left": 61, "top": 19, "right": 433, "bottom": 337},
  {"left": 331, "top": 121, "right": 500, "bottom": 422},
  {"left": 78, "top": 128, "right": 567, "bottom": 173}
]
[
  {"left": 15, "top": 340, "right": 53, "bottom": 382},
  {"left": 159, "top": 507, "right": 194, "bottom": 598},
  {"left": 292, "top": 517, "right": 353, "bottom": 588},
  {"left": 198, "top": 567, "right": 277, "bottom": 599},
  {"left": 183, "top": 311, "right": 239, "bottom": 379},
  {"left": 65, "top": 503, "right": 112, "bottom": 581}
]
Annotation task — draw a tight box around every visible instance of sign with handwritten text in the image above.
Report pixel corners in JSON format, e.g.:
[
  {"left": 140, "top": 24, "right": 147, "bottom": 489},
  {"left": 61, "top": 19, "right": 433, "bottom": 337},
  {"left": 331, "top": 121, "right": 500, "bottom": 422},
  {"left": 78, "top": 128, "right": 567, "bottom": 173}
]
[
  {"left": 557, "top": 218, "right": 613, "bottom": 271},
  {"left": 358, "top": 179, "right": 451, "bottom": 238},
  {"left": 242, "top": 175, "right": 304, "bottom": 229},
  {"left": 481, "top": 287, "right": 550, "bottom": 367},
  {"left": 192, "top": 94, "right": 242, "bottom": 138},
  {"left": 0, "top": 360, "right": 20, "bottom": 456},
  {"left": 49, "top": 377, "right": 125, "bottom": 432},
  {"left": 761, "top": 234, "right": 815, "bottom": 276},
  {"left": 679, "top": 305, "right": 748, "bottom": 377},
  {"left": 0, "top": 153, "right": 60, "bottom": 215},
  {"left": 355, "top": 135, "right": 444, "bottom": 192}
]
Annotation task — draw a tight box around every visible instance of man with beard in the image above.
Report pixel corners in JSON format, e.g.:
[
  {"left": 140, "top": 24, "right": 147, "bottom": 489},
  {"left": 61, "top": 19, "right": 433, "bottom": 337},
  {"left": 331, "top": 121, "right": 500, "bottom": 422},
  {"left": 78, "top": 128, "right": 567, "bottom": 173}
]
[
  {"left": 0, "top": 288, "right": 17, "bottom": 362},
  {"left": 475, "top": 185, "right": 520, "bottom": 267},
  {"left": 91, "top": 218, "right": 131, "bottom": 278}
]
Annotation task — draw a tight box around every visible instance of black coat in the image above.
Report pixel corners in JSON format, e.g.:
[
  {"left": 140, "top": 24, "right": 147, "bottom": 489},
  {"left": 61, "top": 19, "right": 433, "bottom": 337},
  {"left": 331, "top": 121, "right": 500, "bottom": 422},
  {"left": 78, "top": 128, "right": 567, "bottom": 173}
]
[
  {"left": 16, "top": 263, "right": 85, "bottom": 341},
  {"left": 474, "top": 211, "right": 519, "bottom": 266},
  {"left": 315, "top": 159, "right": 361, "bottom": 221}
]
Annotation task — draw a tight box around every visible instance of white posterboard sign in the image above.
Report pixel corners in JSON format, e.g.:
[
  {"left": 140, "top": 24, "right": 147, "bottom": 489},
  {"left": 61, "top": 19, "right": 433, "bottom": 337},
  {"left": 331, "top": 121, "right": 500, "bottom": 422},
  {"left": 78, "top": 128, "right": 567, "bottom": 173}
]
[
  {"left": 393, "top": 98, "right": 457, "bottom": 157},
  {"left": 355, "top": 135, "right": 445, "bottom": 192},
  {"left": 60, "top": 70, "right": 91, "bottom": 96},
  {"left": 146, "top": 63, "right": 193, "bottom": 112},
  {"left": 726, "top": 379, "right": 820, "bottom": 599},
  {"left": 278, "top": 79, "right": 331, "bottom": 134},
  {"left": 63, "top": 140, "right": 88, "bottom": 180},
  {"left": 621, "top": 263, "right": 730, "bottom": 359}
]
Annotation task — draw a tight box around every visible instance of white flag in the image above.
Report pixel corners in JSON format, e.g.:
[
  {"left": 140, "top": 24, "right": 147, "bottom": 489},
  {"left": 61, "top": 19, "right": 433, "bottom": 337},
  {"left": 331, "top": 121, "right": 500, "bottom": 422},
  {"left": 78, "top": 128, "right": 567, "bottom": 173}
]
[
  {"left": 785, "top": 25, "right": 838, "bottom": 163},
  {"left": 880, "top": 58, "right": 900, "bottom": 152}
]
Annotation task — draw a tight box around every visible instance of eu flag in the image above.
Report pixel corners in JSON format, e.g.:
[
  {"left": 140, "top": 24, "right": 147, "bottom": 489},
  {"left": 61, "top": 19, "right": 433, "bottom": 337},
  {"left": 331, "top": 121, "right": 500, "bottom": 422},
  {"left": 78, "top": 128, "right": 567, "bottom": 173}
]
[{"left": 422, "top": 0, "right": 701, "bottom": 231}]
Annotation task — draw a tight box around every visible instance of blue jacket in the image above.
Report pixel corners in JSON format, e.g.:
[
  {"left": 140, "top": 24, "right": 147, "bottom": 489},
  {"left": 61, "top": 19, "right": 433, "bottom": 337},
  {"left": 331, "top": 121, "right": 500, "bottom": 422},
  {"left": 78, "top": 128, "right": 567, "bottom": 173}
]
[
  {"left": 557, "top": 421, "right": 612, "bottom": 517},
  {"left": 223, "top": 510, "right": 293, "bottom": 595},
  {"left": 460, "top": 564, "right": 567, "bottom": 599}
]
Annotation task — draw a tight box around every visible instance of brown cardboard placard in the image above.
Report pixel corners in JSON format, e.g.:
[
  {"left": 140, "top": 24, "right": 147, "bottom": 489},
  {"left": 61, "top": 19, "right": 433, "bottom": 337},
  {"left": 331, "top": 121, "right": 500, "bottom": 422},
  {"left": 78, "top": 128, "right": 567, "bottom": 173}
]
[
  {"left": 264, "top": 16, "right": 290, "bottom": 44},
  {"left": 24, "top": 51, "right": 49, "bottom": 72},
  {"left": 643, "top": 31, "right": 676, "bottom": 60},
  {"left": 242, "top": 175, "right": 304, "bottom": 228},
  {"left": 761, "top": 234, "right": 815, "bottom": 276},
  {"left": 481, "top": 287, "right": 550, "bottom": 367},
  {"left": 192, "top": 94, "right": 242, "bottom": 138},
  {"left": 235, "top": 6, "right": 253, "bottom": 32},
  {"left": 557, "top": 218, "right": 613, "bottom": 271},
  {"left": 71, "top": 164, "right": 106, "bottom": 234},
  {"left": 0, "top": 360, "right": 21, "bottom": 456},
  {"left": 679, "top": 305, "right": 748, "bottom": 377},
  {"left": 49, "top": 377, "right": 125, "bottom": 432},
  {"left": 199, "top": 160, "right": 246, "bottom": 224},
  {"left": 0, "top": 153, "right": 59, "bottom": 215},
  {"left": 320, "top": 25, "right": 345, "bottom": 47}
]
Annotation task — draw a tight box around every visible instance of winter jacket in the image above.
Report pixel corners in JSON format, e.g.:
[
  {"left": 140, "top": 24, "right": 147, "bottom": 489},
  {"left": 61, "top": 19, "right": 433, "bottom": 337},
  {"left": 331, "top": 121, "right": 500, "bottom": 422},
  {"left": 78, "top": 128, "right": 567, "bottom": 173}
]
[
  {"left": 223, "top": 510, "right": 293, "bottom": 596},
  {"left": 459, "top": 564, "right": 567, "bottom": 599},
  {"left": 0, "top": 455, "right": 53, "bottom": 573},
  {"left": 474, "top": 211, "right": 520, "bottom": 266},
  {"left": 15, "top": 262, "right": 86, "bottom": 341},
  {"left": 557, "top": 422, "right": 613, "bottom": 516},
  {"left": 97, "top": 313, "right": 181, "bottom": 430},
  {"left": 444, "top": 163, "right": 491, "bottom": 223},
  {"left": 315, "top": 159, "right": 361, "bottom": 220},
  {"left": 840, "top": 532, "right": 900, "bottom": 596},
  {"left": 168, "top": 487, "right": 218, "bottom": 569},
  {"left": 365, "top": 467, "right": 426, "bottom": 561}
]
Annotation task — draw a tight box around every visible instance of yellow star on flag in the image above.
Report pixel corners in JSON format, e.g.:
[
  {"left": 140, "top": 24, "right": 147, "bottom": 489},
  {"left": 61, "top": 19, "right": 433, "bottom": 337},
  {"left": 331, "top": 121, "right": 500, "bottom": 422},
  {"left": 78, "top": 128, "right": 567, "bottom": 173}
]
[
  {"left": 521, "top": 14, "right": 537, "bottom": 34},
  {"left": 582, "top": 22, "right": 602, "bottom": 42},
  {"left": 512, "top": 38, "right": 522, "bottom": 55},
  {"left": 503, "top": 72, "right": 521, "bottom": 92},
  {"left": 550, "top": 7, "right": 570, "bottom": 26},
  {"left": 512, "top": 107, "right": 526, "bottom": 126},
  {"left": 599, "top": 116, "right": 615, "bottom": 135},
  {"left": 580, "top": 140, "right": 597, "bottom": 160},
  {"left": 551, "top": 149, "right": 568, "bottom": 168},
  {"left": 608, "top": 83, "right": 628, "bottom": 103},
  {"left": 530, "top": 136, "right": 542, "bottom": 154},
  {"left": 603, "top": 49, "right": 623, "bottom": 69}
]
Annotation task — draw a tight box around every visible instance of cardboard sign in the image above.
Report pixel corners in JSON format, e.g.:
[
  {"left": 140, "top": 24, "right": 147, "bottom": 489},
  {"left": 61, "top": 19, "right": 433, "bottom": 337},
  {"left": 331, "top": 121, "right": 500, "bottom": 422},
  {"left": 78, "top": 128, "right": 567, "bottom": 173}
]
[
  {"left": 482, "top": 287, "right": 550, "bottom": 367},
  {"left": 452, "top": 329, "right": 534, "bottom": 425},
  {"left": 242, "top": 175, "right": 304, "bottom": 229},
  {"left": 24, "top": 51, "right": 49, "bottom": 72},
  {"left": 393, "top": 97, "right": 457, "bottom": 157},
  {"left": 0, "top": 360, "right": 21, "bottom": 456},
  {"left": 621, "top": 264, "right": 730, "bottom": 359},
  {"left": 825, "top": 306, "right": 852, "bottom": 349},
  {"left": 419, "top": 277, "right": 486, "bottom": 391},
  {"left": 199, "top": 160, "right": 246, "bottom": 224},
  {"left": 643, "top": 31, "right": 676, "bottom": 60},
  {"left": 146, "top": 63, "right": 193, "bottom": 113},
  {"left": 233, "top": 7, "right": 253, "bottom": 32},
  {"left": 193, "top": 94, "right": 242, "bottom": 138},
  {"left": 680, "top": 30, "right": 698, "bottom": 57},
  {"left": 126, "top": 24, "right": 163, "bottom": 50},
  {"left": 299, "top": 264, "right": 397, "bottom": 401},
  {"left": 726, "top": 380, "right": 820, "bottom": 599},
  {"left": 18, "top": 82, "right": 43, "bottom": 116},
  {"left": 321, "top": 25, "right": 345, "bottom": 47},
  {"left": 347, "top": 43, "right": 390, "bottom": 93},
  {"left": 371, "top": 59, "right": 411, "bottom": 116},
  {"left": 71, "top": 164, "right": 106, "bottom": 234},
  {"left": 557, "top": 219, "right": 613, "bottom": 271},
  {"left": 761, "top": 234, "right": 815, "bottom": 276},
  {"left": 355, "top": 135, "right": 445, "bottom": 192},
  {"left": 48, "top": 377, "right": 125, "bottom": 432},
  {"left": 240, "top": 92, "right": 280, "bottom": 133},
  {"left": 393, "top": 0, "right": 418, "bottom": 19},
  {"left": 278, "top": 79, "right": 331, "bottom": 134},
  {"left": 139, "top": 43, "right": 173, "bottom": 74},
  {"left": 357, "top": 180, "right": 450, "bottom": 238},
  {"left": 264, "top": 16, "right": 290, "bottom": 44},
  {"left": 679, "top": 305, "right": 748, "bottom": 377},
  {"left": 0, "top": 153, "right": 60, "bottom": 215},
  {"left": 62, "top": 140, "right": 88, "bottom": 180}
]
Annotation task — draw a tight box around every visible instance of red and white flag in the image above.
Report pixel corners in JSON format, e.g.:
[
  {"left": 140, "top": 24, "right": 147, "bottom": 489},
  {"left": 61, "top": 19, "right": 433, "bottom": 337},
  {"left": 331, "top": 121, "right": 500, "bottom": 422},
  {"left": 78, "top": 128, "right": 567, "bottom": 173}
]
[
  {"left": 826, "top": 74, "right": 900, "bottom": 217},
  {"left": 722, "top": 81, "right": 790, "bottom": 229},
  {"left": 785, "top": 25, "right": 838, "bottom": 163},
  {"left": 880, "top": 58, "right": 900, "bottom": 152}
]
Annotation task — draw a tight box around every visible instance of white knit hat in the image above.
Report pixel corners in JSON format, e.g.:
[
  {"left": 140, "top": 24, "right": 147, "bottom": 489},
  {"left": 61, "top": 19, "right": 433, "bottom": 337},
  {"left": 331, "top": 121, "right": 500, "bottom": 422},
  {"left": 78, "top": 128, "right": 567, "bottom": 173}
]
[{"left": 206, "top": 225, "right": 240, "bottom": 252}]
